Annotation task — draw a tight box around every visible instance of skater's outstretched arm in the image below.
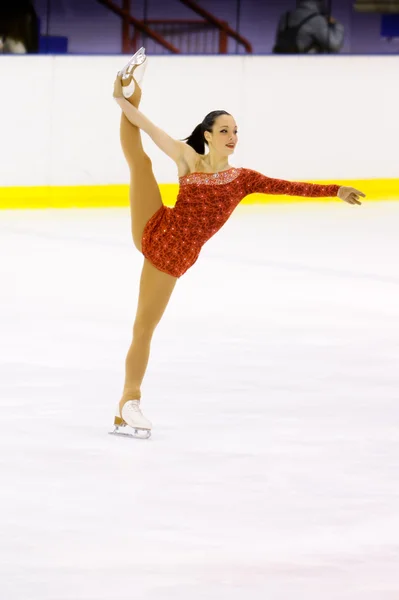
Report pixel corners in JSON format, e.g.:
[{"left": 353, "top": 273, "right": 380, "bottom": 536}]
[
  {"left": 115, "top": 97, "right": 195, "bottom": 166},
  {"left": 244, "top": 170, "right": 365, "bottom": 205}
]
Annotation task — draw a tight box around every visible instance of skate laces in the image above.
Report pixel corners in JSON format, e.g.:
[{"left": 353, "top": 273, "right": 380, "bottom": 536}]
[{"left": 126, "top": 400, "right": 141, "bottom": 414}]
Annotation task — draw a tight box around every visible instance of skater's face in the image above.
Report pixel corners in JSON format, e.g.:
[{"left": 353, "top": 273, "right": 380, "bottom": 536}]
[{"left": 204, "top": 115, "right": 238, "bottom": 156}]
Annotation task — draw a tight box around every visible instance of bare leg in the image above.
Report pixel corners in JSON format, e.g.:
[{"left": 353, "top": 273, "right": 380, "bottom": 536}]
[
  {"left": 119, "top": 76, "right": 163, "bottom": 251},
  {"left": 120, "top": 259, "right": 177, "bottom": 408}
]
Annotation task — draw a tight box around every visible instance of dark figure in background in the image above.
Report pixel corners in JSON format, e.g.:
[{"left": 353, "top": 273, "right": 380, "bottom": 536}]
[
  {"left": 273, "top": 0, "right": 344, "bottom": 54},
  {"left": 0, "top": 0, "right": 39, "bottom": 54}
]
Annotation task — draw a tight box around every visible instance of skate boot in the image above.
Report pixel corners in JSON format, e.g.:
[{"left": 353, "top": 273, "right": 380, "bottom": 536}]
[
  {"left": 109, "top": 400, "right": 152, "bottom": 440},
  {"left": 118, "top": 46, "right": 147, "bottom": 99}
]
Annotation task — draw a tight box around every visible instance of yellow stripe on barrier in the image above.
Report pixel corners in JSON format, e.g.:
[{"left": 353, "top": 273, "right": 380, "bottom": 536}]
[{"left": 0, "top": 180, "right": 398, "bottom": 210}]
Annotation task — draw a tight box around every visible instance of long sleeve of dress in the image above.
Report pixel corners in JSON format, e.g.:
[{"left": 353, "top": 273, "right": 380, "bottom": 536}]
[{"left": 244, "top": 169, "right": 340, "bottom": 198}]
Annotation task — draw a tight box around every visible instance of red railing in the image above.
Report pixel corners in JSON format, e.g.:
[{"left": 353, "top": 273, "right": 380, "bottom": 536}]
[
  {"left": 132, "top": 19, "right": 244, "bottom": 55},
  {"left": 97, "top": 0, "right": 180, "bottom": 53},
  {"left": 96, "top": 0, "right": 252, "bottom": 55}
]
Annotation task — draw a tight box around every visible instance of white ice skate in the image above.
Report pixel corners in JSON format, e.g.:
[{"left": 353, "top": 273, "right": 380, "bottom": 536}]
[
  {"left": 118, "top": 46, "right": 147, "bottom": 99},
  {"left": 109, "top": 400, "right": 152, "bottom": 440}
]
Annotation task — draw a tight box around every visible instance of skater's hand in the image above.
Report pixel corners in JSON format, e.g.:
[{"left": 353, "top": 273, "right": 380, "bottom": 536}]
[
  {"left": 337, "top": 186, "right": 365, "bottom": 206},
  {"left": 113, "top": 74, "right": 123, "bottom": 99}
]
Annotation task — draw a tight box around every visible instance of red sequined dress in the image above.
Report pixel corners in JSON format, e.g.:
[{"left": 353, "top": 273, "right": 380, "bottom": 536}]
[{"left": 141, "top": 168, "right": 340, "bottom": 278}]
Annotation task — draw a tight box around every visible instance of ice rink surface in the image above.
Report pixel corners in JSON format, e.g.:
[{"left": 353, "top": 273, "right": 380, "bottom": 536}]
[{"left": 1, "top": 202, "right": 399, "bottom": 600}]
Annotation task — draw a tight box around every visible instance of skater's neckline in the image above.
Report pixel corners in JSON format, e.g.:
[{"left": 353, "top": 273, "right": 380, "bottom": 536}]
[{"left": 179, "top": 168, "right": 242, "bottom": 187}]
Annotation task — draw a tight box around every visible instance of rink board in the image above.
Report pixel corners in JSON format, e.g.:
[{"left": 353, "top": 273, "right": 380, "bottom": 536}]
[
  {"left": 1, "top": 56, "right": 398, "bottom": 209},
  {"left": 0, "top": 179, "right": 398, "bottom": 209}
]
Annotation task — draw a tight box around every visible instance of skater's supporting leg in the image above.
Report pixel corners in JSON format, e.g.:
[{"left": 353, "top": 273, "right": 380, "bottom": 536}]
[
  {"left": 119, "top": 77, "right": 163, "bottom": 251},
  {"left": 120, "top": 258, "right": 177, "bottom": 408}
]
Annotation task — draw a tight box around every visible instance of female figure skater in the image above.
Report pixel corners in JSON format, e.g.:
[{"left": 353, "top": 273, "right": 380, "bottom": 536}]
[{"left": 111, "top": 47, "right": 365, "bottom": 439}]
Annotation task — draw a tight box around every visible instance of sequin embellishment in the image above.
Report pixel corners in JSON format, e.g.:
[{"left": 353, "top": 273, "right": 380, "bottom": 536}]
[{"left": 179, "top": 168, "right": 242, "bottom": 186}]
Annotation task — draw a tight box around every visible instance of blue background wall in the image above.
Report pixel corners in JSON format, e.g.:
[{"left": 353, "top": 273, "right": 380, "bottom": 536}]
[{"left": 32, "top": 0, "right": 399, "bottom": 55}]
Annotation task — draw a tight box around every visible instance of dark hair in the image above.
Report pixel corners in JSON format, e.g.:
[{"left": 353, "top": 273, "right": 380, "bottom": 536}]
[{"left": 184, "top": 110, "right": 231, "bottom": 154}]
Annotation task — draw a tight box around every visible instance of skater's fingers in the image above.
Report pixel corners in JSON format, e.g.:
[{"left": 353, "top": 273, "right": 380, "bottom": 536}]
[
  {"left": 351, "top": 188, "right": 366, "bottom": 198},
  {"left": 349, "top": 192, "right": 362, "bottom": 205}
]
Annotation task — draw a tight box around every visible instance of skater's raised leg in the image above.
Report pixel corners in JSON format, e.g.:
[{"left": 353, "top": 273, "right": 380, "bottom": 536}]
[{"left": 118, "top": 53, "right": 163, "bottom": 251}]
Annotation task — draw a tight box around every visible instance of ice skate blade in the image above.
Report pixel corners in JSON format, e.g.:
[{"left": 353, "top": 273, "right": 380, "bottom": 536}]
[{"left": 109, "top": 425, "right": 151, "bottom": 440}]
